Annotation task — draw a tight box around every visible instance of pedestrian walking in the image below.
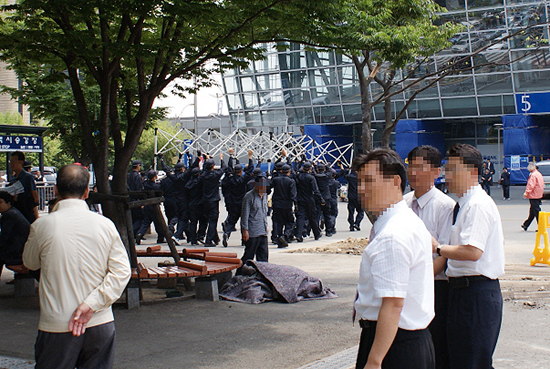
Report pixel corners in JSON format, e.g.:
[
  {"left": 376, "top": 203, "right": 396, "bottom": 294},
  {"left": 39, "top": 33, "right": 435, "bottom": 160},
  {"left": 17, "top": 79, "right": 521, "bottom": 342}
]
[
  {"left": 239, "top": 176, "right": 269, "bottom": 272},
  {"left": 295, "top": 162, "right": 324, "bottom": 242},
  {"left": 406, "top": 145, "right": 455, "bottom": 369},
  {"left": 314, "top": 164, "right": 334, "bottom": 237},
  {"left": 199, "top": 154, "right": 226, "bottom": 246},
  {"left": 23, "top": 164, "right": 131, "bottom": 369},
  {"left": 521, "top": 162, "right": 545, "bottom": 231},
  {"left": 271, "top": 164, "right": 297, "bottom": 248},
  {"left": 337, "top": 162, "right": 364, "bottom": 231},
  {"left": 327, "top": 169, "right": 341, "bottom": 236},
  {"left": 136, "top": 170, "right": 165, "bottom": 244},
  {"left": 0, "top": 191, "right": 31, "bottom": 279},
  {"left": 433, "top": 143, "right": 504, "bottom": 369},
  {"left": 353, "top": 148, "right": 435, "bottom": 369},
  {"left": 481, "top": 168, "right": 493, "bottom": 195},
  {"left": 499, "top": 167, "right": 511, "bottom": 200}
]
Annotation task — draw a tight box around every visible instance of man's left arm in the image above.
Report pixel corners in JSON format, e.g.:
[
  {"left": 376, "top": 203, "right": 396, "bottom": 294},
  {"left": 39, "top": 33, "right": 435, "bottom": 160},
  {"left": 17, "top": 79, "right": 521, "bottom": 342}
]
[{"left": 22, "top": 225, "right": 41, "bottom": 270}]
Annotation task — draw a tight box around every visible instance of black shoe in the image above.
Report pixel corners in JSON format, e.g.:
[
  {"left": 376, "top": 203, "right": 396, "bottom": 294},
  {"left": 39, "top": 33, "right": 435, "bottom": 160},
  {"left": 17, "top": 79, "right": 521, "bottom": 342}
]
[
  {"left": 349, "top": 226, "right": 355, "bottom": 232},
  {"left": 171, "top": 236, "right": 180, "bottom": 246},
  {"left": 135, "top": 233, "right": 143, "bottom": 245},
  {"left": 314, "top": 235, "right": 321, "bottom": 241},
  {"left": 157, "top": 238, "right": 165, "bottom": 244},
  {"left": 278, "top": 236, "right": 289, "bottom": 248},
  {"left": 221, "top": 222, "right": 226, "bottom": 232},
  {"left": 326, "top": 232, "right": 332, "bottom": 237},
  {"left": 354, "top": 225, "right": 361, "bottom": 231},
  {"left": 203, "top": 242, "right": 216, "bottom": 247},
  {"left": 296, "top": 237, "right": 303, "bottom": 243},
  {"left": 222, "top": 233, "right": 228, "bottom": 248},
  {"left": 320, "top": 220, "right": 325, "bottom": 230},
  {"left": 521, "top": 225, "right": 528, "bottom": 231}
]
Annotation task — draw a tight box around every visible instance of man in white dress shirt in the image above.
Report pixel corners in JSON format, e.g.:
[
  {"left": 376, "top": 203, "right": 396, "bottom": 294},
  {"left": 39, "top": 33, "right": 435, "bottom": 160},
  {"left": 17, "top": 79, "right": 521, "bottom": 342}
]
[
  {"left": 405, "top": 145, "right": 455, "bottom": 369},
  {"left": 23, "top": 164, "right": 131, "bottom": 369},
  {"left": 353, "top": 148, "right": 435, "bottom": 369},
  {"left": 432, "top": 143, "right": 505, "bottom": 369}
]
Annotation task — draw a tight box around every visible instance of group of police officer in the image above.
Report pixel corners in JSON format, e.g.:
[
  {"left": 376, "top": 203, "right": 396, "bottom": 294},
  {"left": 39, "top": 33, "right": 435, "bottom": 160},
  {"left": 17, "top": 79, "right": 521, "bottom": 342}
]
[{"left": 128, "top": 148, "right": 364, "bottom": 248}]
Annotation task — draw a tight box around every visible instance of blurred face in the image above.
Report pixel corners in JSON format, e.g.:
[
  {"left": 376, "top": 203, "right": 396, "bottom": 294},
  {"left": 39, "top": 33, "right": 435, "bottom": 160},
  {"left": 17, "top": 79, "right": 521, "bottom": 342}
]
[
  {"left": 446, "top": 156, "right": 476, "bottom": 196},
  {"left": 408, "top": 156, "right": 440, "bottom": 193},
  {"left": 9, "top": 155, "right": 22, "bottom": 171},
  {"left": 358, "top": 161, "right": 400, "bottom": 215},
  {"left": 255, "top": 181, "right": 267, "bottom": 195}
]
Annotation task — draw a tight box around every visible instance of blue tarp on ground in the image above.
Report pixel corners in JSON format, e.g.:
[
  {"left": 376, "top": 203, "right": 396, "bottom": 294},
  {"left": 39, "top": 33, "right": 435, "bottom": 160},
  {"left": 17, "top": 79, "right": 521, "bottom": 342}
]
[
  {"left": 503, "top": 114, "right": 550, "bottom": 156},
  {"left": 394, "top": 120, "right": 445, "bottom": 161}
]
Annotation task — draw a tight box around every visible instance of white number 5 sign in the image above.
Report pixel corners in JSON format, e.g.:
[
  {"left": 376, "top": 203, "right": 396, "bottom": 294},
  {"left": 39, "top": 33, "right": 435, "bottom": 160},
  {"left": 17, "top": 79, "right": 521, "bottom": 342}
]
[{"left": 521, "top": 94, "right": 531, "bottom": 112}]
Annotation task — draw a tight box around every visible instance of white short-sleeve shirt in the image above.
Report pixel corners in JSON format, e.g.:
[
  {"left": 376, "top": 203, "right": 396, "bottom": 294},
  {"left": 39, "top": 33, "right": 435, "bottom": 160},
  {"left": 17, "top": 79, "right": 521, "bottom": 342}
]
[
  {"left": 404, "top": 187, "right": 455, "bottom": 280},
  {"left": 355, "top": 200, "right": 435, "bottom": 330},
  {"left": 447, "top": 185, "right": 505, "bottom": 279}
]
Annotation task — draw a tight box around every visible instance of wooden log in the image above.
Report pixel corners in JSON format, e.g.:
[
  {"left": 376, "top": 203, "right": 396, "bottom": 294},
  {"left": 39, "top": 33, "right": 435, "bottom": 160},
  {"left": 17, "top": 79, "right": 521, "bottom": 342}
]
[
  {"left": 146, "top": 245, "right": 162, "bottom": 254},
  {"left": 205, "top": 252, "right": 238, "bottom": 258},
  {"left": 204, "top": 255, "right": 242, "bottom": 265},
  {"left": 182, "top": 248, "right": 210, "bottom": 254},
  {"left": 177, "top": 260, "right": 207, "bottom": 273}
]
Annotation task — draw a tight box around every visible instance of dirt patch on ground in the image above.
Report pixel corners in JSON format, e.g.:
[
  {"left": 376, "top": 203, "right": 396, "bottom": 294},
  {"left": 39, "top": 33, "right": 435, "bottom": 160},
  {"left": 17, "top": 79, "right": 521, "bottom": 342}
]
[
  {"left": 501, "top": 264, "right": 550, "bottom": 309},
  {"left": 287, "top": 237, "right": 369, "bottom": 255}
]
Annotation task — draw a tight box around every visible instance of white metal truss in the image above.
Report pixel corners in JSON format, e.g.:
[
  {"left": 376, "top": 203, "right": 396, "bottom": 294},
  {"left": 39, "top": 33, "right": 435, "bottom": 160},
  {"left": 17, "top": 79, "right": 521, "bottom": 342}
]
[{"left": 154, "top": 128, "right": 355, "bottom": 169}]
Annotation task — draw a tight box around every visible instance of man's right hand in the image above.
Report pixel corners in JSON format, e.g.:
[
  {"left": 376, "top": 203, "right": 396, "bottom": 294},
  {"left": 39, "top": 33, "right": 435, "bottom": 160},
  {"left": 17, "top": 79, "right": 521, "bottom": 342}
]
[
  {"left": 69, "top": 302, "right": 93, "bottom": 337},
  {"left": 248, "top": 149, "right": 253, "bottom": 158},
  {"left": 242, "top": 229, "right": 250, "bottom": 242}
]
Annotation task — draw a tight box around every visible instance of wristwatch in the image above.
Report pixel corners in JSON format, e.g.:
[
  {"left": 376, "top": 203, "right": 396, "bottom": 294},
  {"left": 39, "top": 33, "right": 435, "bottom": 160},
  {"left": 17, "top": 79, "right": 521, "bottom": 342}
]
[{"left": 436, "top": 244, "right": 442, "bottom": 256}]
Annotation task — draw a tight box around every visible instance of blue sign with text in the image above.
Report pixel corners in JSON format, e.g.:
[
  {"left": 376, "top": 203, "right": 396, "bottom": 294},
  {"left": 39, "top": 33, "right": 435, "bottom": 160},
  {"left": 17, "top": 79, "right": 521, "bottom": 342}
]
[
  {"left": 0, "top": 135, "right": 43, "bottom": 152},
  {"left": 515, "top": 92, "right": 550, "bottom": 114}
]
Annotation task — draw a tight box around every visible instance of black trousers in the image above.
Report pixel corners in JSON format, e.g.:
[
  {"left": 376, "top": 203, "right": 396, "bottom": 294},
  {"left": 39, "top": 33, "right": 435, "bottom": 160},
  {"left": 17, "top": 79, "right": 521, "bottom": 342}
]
[
  {"left": 272, "top": 207, "right": 295, "bottom": 240},
  {"left": 296, "top": 201, "right": 321, "bottom": 239},
  {"left": 130, "top": 207, "right": 143, "bottom": 238},
  {"left": 223, "top": 203, "right": 241, "bottom": 237},
  {"left": 203, "top": 201, "right": 220, "bottom": 244},
  {"left": 317, "top": 201, "right": 333, "bottom": 234},
  {"left": 328, "top": 198, "right": 338, "bottom": 233},
  {"left": 356, "top": 324, "right": 434, "bottom": 369},
  {"left": 502, "top": 185, "right": 510, "bottom": 199},
  {"left": 164, "top": 199, "right": 178, "bottom": 234},
  {"left": 239, "top": 235, "right": 268, "bottom": 272},
  {"left": 447, "top": 278, "right": 502, "bottom": 369},
  {"left": 188, "top": 205, "right": 206, "bottom": 244},
  {"left": 35, "top": 322, "right": 115, "bottom": 369},
  {"left": 347, "top": 198, "right": 364, "bottom": 228},
  {"left": 174, "top": 203, "right": 189, "bottom": 239},
  {"left": 429, "top": 280, "right": 450, "bottom": 369},
  {"left": 138, "top": 205, "right": 165, "bottom": 241},
  {"left": 523, "top": 198, "right": 542, "bottom": 229}
]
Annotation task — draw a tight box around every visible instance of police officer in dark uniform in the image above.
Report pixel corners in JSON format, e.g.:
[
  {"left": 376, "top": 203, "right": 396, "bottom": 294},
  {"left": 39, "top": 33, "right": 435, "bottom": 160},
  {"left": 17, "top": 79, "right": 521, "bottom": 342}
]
[
  {"left": 199, "top": 154, "right": 226, "bottom": 246},
  {"left": 327, "top": 169, "right": 341, "bottom": 236},
  {"left": 314, "top": 163, "right": 334, "bottom": 237},
  {"left": 295, "top": 162, "right": 325, "bottom": 242},
  {"left": 161, "top": 157, "right": 192, "bottom": 242},
  {"left": 271, "top": 164, "right": 297, "bottom": 248},
  {"left": 128, "top": 159, "right": 144, "bottom": 239},
  {"left": 338, "top": 163, "right": 364, "bottom": 231},
  {"left": 186, "top": 168, "right": 204, "bottom": 245},
  {"left": 221, "top": 149, "right": 254, "bottom": 247},
  {"left": 136, "top": 170, "right": 165, "bottom": 244}
]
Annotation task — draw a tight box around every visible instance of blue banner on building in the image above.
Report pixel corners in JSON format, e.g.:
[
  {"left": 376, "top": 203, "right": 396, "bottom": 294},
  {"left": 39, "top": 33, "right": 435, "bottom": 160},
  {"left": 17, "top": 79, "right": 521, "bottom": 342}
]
[
  {"left": 0, "top": 135, "right": 43, "bottom": 152},
  {"left": 515, "top": 92, "right": 550, "bottom": 114}
]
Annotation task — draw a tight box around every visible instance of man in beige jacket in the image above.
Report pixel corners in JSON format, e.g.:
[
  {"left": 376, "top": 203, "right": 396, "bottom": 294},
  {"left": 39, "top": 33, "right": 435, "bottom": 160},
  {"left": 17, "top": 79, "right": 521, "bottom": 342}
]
[{"left": 23, "top": 164, "right": 131, "bottom": 369}]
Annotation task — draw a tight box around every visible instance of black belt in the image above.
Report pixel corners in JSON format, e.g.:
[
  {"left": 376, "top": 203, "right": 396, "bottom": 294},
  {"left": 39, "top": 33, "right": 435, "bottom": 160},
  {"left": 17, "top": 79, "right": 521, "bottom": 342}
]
[
  {"left": 448, "top": 275, "right": 495, "bottom": 288},
  {"left": 359, "top": 319, "right": 377, "bottom": 329}
]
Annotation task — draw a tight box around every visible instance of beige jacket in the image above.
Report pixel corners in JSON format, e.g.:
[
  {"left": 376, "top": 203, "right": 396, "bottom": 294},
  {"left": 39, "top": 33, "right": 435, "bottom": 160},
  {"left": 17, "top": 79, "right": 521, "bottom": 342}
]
[{"left": 23, "top": 199, "right": 131, "bottom": 333}]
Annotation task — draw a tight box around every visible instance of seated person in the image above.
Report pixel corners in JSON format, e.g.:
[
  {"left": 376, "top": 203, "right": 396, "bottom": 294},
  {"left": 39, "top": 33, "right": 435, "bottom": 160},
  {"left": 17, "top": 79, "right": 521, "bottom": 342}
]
[{"left": 0, "top": 191, "right": 31, "bottom": 278}]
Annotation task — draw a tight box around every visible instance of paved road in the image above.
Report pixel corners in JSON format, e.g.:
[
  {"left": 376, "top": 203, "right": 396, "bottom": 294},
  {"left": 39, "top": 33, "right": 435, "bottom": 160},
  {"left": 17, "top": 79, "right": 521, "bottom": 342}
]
[{"left": 0, "top": 184, "right": 548, "bottom": 368}]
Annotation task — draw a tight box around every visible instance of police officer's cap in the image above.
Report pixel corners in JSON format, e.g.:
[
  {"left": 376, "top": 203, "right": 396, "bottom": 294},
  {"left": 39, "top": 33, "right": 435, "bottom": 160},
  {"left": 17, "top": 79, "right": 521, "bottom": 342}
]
[
  {"left": 317, "top": 164, "right": 326, "bottom": 172},
  {"left": 147, "top": 170, "right": 157, "bottom": 179},
  {"left": 281, "top": 164, "right": 291, "bottom": 173},
  {"left": 23, "top": 160, "right": 32, "bottom": 169},
  {"left": 204, "top": 159, "right": 215, "bottom": 170},
  {"left": 175, "top": 162, "right": 186, "bottom": 170},
  {"left": 234, "top": 164, "right": 243, "bottom": 171},
  {"left": 252, "top": 168, "right": 262, "bottom": 176},
  {"left": 191, "top": 167, "right": 201, "bottom": 176},
  {"left": 132, "top": 160, "right": 142, "bottom": 167},
  {"left": 274, "top": 161, "right": 284, "bottom": 170},
  {"left": 303, "top": 162, "right": 312, "bottom": 170}
]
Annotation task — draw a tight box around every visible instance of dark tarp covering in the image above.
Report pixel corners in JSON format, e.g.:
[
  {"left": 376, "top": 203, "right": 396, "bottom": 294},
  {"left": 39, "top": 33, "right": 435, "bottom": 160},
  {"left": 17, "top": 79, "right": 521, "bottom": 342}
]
[
  {"left": 394, "top": 120, "right": 445, "bottom": 161},
  {"left": 219, "top": 260, "right": 338, "bottom": 304}
]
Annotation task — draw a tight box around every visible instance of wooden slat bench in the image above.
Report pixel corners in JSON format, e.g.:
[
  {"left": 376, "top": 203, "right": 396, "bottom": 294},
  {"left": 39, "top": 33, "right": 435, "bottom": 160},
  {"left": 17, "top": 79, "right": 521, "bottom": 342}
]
[
  {"left": 132, "top": 249, "right": 242, "bottom": 301},
  {"left": 5, "top": 265, "right": 36, "bottom": 297}
]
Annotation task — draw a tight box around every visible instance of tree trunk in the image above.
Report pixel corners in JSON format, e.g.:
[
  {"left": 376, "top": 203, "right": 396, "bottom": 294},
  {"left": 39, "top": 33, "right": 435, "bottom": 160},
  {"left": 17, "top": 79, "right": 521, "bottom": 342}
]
[
  {"left": 353, "top": 57, "right": 372, "bottom": 153},
  {"left": 381, "top": 94, "right": 393, "bottom": 148}
]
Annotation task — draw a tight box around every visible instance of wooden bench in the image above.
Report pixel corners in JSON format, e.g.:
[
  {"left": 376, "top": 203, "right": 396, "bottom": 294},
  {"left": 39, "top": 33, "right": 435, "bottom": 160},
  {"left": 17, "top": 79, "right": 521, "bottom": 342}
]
[
  {"left": 132, "top": 249, "right": 241, "bottom": 301},
  {"left": 5, "top": 265, "right": 36, "bottom": 297}
]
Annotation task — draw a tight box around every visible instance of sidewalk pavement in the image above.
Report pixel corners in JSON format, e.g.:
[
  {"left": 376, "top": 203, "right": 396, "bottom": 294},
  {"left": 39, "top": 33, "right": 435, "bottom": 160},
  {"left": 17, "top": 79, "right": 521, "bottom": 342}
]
[{"left": 0, "top": 185, "right": 549, "bottom": 368}]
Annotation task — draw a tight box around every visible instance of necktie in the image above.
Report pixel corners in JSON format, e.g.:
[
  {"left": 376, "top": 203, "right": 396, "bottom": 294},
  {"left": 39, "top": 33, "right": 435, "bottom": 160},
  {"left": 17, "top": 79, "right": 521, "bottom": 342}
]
[
  {"left": 452, "top": 203, "right": 460, "bottom": 225},
  {"left": 411, "top": 199, "right": 420, "bottom": 216}
]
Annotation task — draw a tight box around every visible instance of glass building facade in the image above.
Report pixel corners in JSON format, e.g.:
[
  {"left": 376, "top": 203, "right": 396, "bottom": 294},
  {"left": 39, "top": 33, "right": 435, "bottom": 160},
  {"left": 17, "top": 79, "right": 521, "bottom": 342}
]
[{"left": 222, "top": 0, "right": 550, "bottom": 149}]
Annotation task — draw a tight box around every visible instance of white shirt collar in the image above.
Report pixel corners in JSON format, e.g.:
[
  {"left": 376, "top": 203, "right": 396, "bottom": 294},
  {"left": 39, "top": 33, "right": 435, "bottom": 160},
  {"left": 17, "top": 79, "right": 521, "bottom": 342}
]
[
  {"left": 373, "top": 200, "right": 408, "bottom": 236},
  {"left": 51, "top": 198, "right": 89, "bottom": 213},
  {"left": 457, "top": 184, "right": 484, "bottom": 207},
  {"left": 413, "top": 186, "right": 437, "bottom": 209}
]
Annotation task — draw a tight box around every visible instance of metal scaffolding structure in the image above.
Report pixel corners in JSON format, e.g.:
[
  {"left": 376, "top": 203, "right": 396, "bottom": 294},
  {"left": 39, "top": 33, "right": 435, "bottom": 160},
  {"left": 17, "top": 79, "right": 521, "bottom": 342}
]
[{"left": 154, "top": 128, "right": 355, "bottom": 169}]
